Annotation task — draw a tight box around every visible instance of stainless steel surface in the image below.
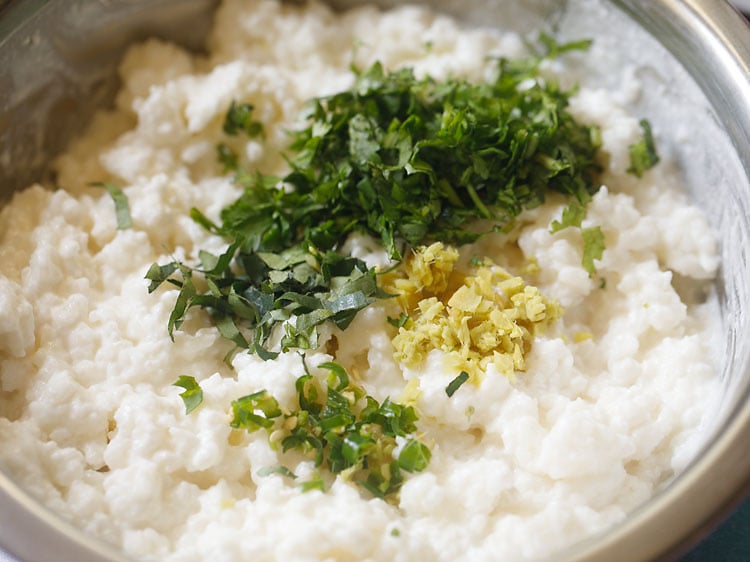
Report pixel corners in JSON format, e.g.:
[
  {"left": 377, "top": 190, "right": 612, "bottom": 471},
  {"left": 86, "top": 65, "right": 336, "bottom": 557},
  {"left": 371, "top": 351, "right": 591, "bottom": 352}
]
[
  {"left": 0, "top": 3, "right": 218, "bottom": 560},
  {"left": 0, "top": 470, "right": 128, "bottom": 562},
  {"left": 0, "top": 1, "right": 749, "bottom": 561},
  {"left": 0, "top": 0, "right": 219, "bottom": 199}
]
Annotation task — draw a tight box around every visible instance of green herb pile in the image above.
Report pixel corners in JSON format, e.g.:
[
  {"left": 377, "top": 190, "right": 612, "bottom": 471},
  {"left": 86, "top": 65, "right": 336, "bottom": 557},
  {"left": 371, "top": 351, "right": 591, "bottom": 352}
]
[
  {"left": 215, "top": 56, "right": 602, "bottom": 260},
  {"left": 176, "top": 362, "right": 430, "bottom": 500},
  {"left": 147, "top": 246, "right": 383, "bottom": 361},
  {"left": 628, "top": 119, "right": 660, "bottom": 177},
  {"left": 147, "top": 38, "right": 607, "bottom": 359},
  {"left": 147, "top": 36, "right": 661, "bottom": 502}
]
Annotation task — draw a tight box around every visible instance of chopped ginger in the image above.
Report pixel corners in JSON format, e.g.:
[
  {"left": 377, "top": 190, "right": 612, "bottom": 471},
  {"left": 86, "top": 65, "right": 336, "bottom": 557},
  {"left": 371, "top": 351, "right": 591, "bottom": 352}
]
[
  {"left": 388, "top": 243, "right": 561, "bottom": 382},
  {"left": 381, "top": 242, "right": 459, "bottom": 312}
]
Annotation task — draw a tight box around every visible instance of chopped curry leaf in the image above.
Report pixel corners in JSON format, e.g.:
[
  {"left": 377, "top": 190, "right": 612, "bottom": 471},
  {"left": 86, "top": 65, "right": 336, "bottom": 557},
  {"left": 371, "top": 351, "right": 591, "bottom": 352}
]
[
  {"left": 236, "top": 362, "right": 429, "bottom": 501},
  {"left": 145, "top": 262, "right": 179, "bottom": 293},
  {"left": 627, "top": 119, "right": 659, "bottom": 177},
  {"left": 145, "top": 245, "right": 379, "bottom": 358},
  {"left": 537, "top": 32, "right": 593, "bottom": 58},
  {"left": 91, "top": 181, "right": 132, "bottom": 230},
  {"left": 173, "top": 375, "right": 203, "bottom": 414},
  {"left": 257, "top": 465, "right": 297, "bottom": 479}
]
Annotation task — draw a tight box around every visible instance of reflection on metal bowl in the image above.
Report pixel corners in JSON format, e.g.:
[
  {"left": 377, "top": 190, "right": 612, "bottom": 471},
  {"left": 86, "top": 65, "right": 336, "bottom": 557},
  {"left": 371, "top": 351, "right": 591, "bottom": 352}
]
[{"left": 0, "top": 1, "right": 748, "bottom": 561}]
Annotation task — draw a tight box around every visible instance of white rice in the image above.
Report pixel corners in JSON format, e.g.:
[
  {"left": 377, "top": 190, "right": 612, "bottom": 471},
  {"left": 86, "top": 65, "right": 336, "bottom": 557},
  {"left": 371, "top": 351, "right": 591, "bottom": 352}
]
[{"left": 0, "top": 1, "right": 720, "bottom": 560}]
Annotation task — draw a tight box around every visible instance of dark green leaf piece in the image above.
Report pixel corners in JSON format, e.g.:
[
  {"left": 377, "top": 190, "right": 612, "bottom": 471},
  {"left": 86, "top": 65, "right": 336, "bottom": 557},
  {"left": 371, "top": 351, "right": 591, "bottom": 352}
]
[
  {"left": 230, "top": 390, "right": 282, "bottom": 432},
  {"left": 627, "top": 119, "right": 659, "bottom": 177},
  {"left": 223, "top": 101, "right": 264, "bottom": 138},
  {"left": 387, "top": 313, "right": 410, "bottom": 328},
  {"left": 445, "top": 371, "right": 470, "bottom": 398},
  {"left": 251, "top": 362, "right": 430, "bottom": 501}
]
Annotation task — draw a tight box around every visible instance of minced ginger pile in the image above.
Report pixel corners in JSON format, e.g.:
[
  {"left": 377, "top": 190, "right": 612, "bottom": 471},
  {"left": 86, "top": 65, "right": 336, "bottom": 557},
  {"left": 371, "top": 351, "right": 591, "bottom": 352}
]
[{"left": 384, "top": 243, "right": 561, "bottom": 382}]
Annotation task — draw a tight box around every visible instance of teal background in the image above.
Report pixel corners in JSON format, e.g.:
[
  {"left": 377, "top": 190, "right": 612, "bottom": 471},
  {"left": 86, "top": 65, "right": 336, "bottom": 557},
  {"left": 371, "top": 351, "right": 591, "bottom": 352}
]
[{"left": 681, "top": 496, "right": 750, "bottom": 561}]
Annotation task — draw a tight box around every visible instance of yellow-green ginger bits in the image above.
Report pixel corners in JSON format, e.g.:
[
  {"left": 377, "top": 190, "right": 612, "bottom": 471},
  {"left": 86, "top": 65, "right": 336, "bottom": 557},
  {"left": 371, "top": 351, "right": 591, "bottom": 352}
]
[{"left": 389, "top": 243, "right": 561, "bottom": 381}]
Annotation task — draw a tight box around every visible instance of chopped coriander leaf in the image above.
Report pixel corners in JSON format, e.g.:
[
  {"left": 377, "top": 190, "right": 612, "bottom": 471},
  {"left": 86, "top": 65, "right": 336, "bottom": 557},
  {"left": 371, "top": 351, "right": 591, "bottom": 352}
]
[
  {"left": 445, "top": 371, "right": 470, "bottom": 397},
  {"left": 223, "top": 101, "right": 264, "bottom": 138},
  {"left": 469, "top": 255, "right": 486, "bottom": 268},
  {"left": 548, "top": 195, "right": 605, "bottom": 275},
  {"left": 550, "top": 199, "right": 587, "bottom": 234},
  {"left": 627, "top": 119, "right": 659, "bottom": 177},
  {"left": 537, "top": 32, "right": 593, "bottom": 58},
  {"left": 91, "top": 181, "right": 132, "bottom": 230},
  {"left": 217, "top": 143, "right": 239, "bottom": 172},
  {"left": 581, "top": 226, "right": 605, "bottom": 276},
  {"left": 268, "top": 57, "right": 601, "bottom": 259},
  {"left": 173, "top": 375, "right": 203, "bottom": 414}
]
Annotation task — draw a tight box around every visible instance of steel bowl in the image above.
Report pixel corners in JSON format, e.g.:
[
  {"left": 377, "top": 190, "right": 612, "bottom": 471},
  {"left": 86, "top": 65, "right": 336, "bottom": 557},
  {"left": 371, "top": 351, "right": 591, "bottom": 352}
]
[{"left": 0, "top": 1, "right": 748, "bottom": 561}]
